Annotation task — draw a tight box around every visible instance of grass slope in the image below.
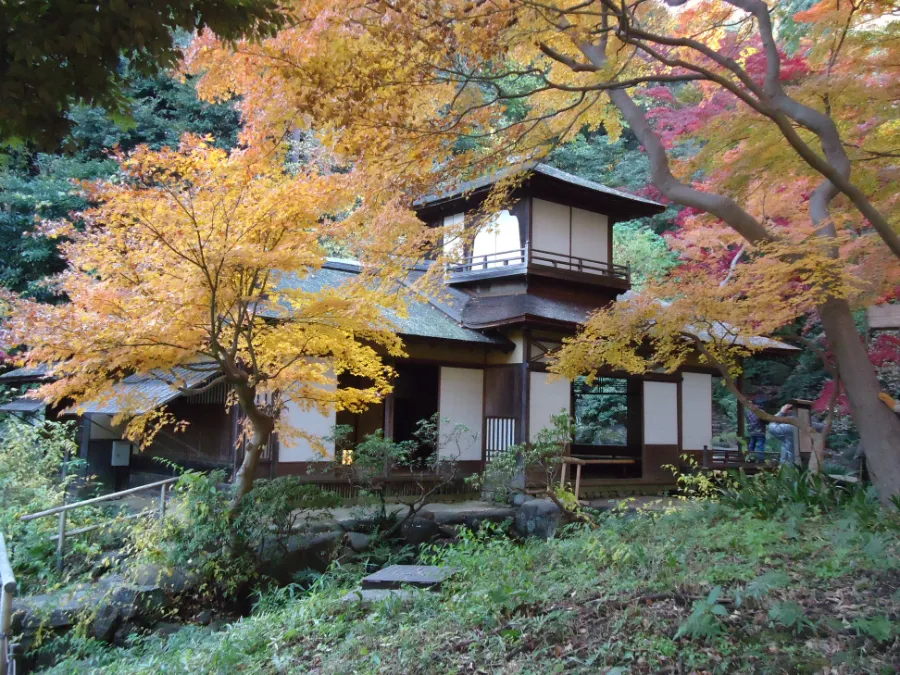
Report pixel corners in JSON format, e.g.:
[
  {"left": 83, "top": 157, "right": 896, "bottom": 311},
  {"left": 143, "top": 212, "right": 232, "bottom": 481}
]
[{"left": 48, "top": 503, "right": 900, "bottom": 674}]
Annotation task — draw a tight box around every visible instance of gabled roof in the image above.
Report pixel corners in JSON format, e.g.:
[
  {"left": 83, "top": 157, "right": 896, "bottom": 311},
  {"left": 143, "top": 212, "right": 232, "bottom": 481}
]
[
  {"left": 275, "top": 261, "right": 511, "bottom": 347},
  {"left": 65, "top": 363, "right": 221, "bottom": 415},
  {"left": 416, "top": 162, "right": 665, "bottom": 219},
  {"left": 0, "top": 363, "right": 53, "bottom": 383}
]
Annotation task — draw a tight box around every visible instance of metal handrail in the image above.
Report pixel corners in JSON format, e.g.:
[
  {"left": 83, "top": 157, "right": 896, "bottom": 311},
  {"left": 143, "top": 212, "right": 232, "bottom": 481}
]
[
  {"left": 20, "top": 477, "right": 179, "bottom": 571},
  {"left": 0, "top": 533, "right": 17, "bottom": 674}
]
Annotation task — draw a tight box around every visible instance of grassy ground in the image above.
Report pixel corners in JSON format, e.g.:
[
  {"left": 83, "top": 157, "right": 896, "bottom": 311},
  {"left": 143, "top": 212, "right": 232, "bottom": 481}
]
[{"left": 46, "top": 501, "right": 900, "bottom": 674}]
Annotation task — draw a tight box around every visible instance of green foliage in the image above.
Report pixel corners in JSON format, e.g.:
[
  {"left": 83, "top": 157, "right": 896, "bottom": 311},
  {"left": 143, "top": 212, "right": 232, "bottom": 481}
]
[
  {"left": 471, "top": 412, "right": 572, "bottom": 502},
  {"left": 0, "top": 417, "right": 117, "bottom": 592},
  {"left": 0, "top": 70, "right": 242, "bottom": 300},
  {"left": 675, "top": 586, "right": 729, "bottom": 641},
  {"left": 612, "top": 222, "right": 679, "bottom": 290},
  {"left": 717, "top": 466, "right": 885, "bottom": 521},
  {"left": 45, "top": 504, "right": 900, "bottom": 674},
  {"left": 0, "top": 1, "right": 282, "bottom": 148},
  {"left": 128, "top": 471, "right": 340, "bottom": 597},
  {"left": 333, "top": 414, "right": 469, "bottom": 527},
  {"left": 851, "top": 615, "right": 895, "bottom": 643}
]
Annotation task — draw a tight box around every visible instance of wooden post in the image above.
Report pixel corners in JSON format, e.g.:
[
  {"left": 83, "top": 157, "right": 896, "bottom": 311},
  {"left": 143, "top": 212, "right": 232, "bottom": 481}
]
[
  {"left": 703, "top": 444, "right": 710, "bottom": 469},
  {"left": 159, "top": 483, "right": 167, "bottom": 521},
  {"left": 56, "top": 510, "right": 66, "bottom": 572},
  {"left": 559, "top": 460, "right": 567, "bottom": 491},
  {"left": 574, "top": 463, "right": 582, "bottom": 501},
  {"left": 0, "top": 533, "right": 17, "bottom": 675}
]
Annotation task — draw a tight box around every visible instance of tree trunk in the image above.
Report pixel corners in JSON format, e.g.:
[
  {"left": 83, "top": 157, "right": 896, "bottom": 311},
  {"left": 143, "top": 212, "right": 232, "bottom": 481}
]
[
  {"left": 228, "top": 381, "right": 276, "bottom": 515},
  {"left": 229, "top": 425, "right": 272, "bottom": 514},
  {"left": 818, "top": 296, "right": 900, "bottom": 503}
]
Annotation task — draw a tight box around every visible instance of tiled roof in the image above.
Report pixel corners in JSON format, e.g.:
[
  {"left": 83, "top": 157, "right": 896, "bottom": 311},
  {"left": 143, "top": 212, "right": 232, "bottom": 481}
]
[
  {"left": 66, "top": 363, "right": 220, "bottom": 415},
  {"left": 275, "top": 262, "right": 510, "bottom": 346},
  {"left": 0, "top": 363, "right": 54, "bottom": 382},
  {"left": 417, "top": 162, "right": 665, "bottom": 211},
  {"left": 0, "top": 397, "right": 45, "bottom": 414}
]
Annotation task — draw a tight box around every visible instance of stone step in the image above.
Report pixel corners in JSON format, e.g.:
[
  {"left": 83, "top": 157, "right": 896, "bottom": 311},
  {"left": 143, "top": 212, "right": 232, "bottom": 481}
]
[
  {"left": 340, "top": 588, "right": 419, "bottom": 608},
  {"left": 361, "top": 564, "right": 457, "bottom": 590}
]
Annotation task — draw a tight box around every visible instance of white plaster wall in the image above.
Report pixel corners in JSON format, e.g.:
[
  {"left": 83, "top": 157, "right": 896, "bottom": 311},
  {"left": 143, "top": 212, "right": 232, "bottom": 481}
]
[
  {"left": 438, "top": 367, "right": 484, "bottom": 460},
  {"left": 643, "top": 381, "right": 679, "bottom": 445},
  {"left": 531, "top": 198, "right": 570, "bottom": 256},
  {"left": 486, "top": 329, "right": 524, "bottom": 364},
  {"left": 529, "top": 372, "right": 570, "bottom": 440},
  {"left": 442, "top": 212, "right": 465, "bottom": 260},
  {"left": 88, "top": 414, "right": 124, "bottom": 440},
  {"left": 571, "top": 207, "right": 608, "bottom": 263},
  {"left": 681, "top": 372, "right": 712, "bottom": 451},
  {"left": 279, "top": 400, "right": 337, "bottom": 462},
  {"left": 472, "top": 210, "right": 520, "bottom": 266}
]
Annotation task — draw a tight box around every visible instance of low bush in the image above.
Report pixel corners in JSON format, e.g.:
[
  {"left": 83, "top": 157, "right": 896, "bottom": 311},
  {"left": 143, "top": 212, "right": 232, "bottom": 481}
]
[
  {"left": 0, "top": 418, "right": 118, "bottom": 593},
  {"left": 127, "top": 471, "right": 341, "bottom": 598}
]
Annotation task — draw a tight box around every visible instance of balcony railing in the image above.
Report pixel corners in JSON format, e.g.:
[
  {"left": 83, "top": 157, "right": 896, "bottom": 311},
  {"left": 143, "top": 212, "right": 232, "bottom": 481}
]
[{"left": 446, "top": 245, "right": 630, "bottom": 283}]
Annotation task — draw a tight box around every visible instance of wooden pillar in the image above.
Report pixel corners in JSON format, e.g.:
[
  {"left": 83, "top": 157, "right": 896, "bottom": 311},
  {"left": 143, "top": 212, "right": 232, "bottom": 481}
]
[{"left": 383, "top": 392, "right": 395, "bottom": 440}]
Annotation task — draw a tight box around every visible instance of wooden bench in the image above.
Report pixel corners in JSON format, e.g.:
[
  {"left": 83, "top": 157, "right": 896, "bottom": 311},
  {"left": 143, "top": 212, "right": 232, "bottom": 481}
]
[{"left": 559, "top": 455, "right": 638, "bottom": 499}]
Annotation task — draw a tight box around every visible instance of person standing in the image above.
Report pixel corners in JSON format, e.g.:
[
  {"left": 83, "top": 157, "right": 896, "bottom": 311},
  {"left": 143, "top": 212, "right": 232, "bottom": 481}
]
[
  {"left": 745, "top": 400, "right": 767, "bottom": 463},
  {"left": 767, "top": 404, "right": 797, "bottom": 466}
]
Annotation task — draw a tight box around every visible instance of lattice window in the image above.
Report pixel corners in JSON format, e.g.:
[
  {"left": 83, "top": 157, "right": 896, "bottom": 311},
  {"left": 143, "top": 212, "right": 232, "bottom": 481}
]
[{"left": 485, "top": 417, "right": 516, "bottom": 462}]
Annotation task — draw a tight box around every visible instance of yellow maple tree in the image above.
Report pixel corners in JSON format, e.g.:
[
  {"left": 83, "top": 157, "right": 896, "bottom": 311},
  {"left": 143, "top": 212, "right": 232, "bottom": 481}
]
[{"left": 3, "top": 136, "right": 435, "bottom": 508}]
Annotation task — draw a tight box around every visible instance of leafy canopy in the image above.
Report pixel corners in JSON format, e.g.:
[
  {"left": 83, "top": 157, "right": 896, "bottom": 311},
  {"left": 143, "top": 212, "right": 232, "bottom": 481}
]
[
  {"left": 3, "top": 137, "right": 432, "bottom": 453},
  {"left": 0, "top": 0, "right": 283, "bottom": 148}
]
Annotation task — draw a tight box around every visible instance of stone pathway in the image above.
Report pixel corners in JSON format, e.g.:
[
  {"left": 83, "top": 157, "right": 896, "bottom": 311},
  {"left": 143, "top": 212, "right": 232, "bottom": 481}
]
[{"left": 342, "top": 565, "right": 458, "bottom": 607}]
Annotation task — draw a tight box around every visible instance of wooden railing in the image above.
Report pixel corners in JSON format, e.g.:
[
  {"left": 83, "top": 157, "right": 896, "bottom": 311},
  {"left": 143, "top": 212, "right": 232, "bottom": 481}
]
[
  {"left": 19, "top": 477, "right": 179, "bottom": 571},
  {"left": 446, "top": 244, "right": 630, "bottom": 282},
  {"left": 0, "top": 534, "right": 16, "bottom": 675},
  {"left": 530, "top": 248, "right": 630, "bottom": 281},
  {"left": 700, "top": 445, "right": 780, "bottom": 469},
  {"left": 446, "top": 248, "right": 527, "bottom": 273}
]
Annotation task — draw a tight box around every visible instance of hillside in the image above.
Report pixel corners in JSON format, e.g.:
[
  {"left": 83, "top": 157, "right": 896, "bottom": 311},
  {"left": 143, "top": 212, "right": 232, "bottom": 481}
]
[{"left": 47, "top": 502, "right": 900, "bottom": 674}]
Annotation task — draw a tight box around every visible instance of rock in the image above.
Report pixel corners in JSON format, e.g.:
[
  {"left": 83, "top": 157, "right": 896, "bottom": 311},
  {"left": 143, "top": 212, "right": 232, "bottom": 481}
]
[
  {"left": 257, "top": 530, "right": 343, "bottom": 584},
  {"left": 345, "top": 531, "right": 372, "bottom": 553},
  {"left": 207, "top": 619, "right": 229, "bottom": 633},
  {"left": 90, "top": 551, "right": 127, "bottom": 580},
  {"left": 91, "top": 604, "right": 121, "bottom": 641},
  {"left": 361, "top": 564, "right": 458, "bottom": 590},
  {"left": 515, "top": 499, "right": 562, "bottom": 539},
  {"left": 152, "top": 622, "right": 184, "bottom": 638},
  {"left": 109, "top": 583, "right": 169, "bottom": 624},
  {"left": 195, "top": 610, "right": 214, "bottom": 626},
  {"left": 400, "top": 516, "right": 442, "bottom": 545},
  {"left": 128, "top": 563, "right": 200, "bottom": 595},
  {"left": 340, "top": 588, "right": 419, "bottom": 608},
  {"left": 511, "top": 493, "right": 534, "bottom": 507},
  {"left": 112, "top": 622, "right": 141, "bottom": 647},
  {"left": 432, "top": 507, "right": 516, "bottom": 527}
]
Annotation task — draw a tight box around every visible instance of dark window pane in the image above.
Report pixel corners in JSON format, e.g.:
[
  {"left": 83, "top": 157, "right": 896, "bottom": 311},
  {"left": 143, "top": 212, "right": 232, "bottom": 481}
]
[{"left": 573, "top": 376, "right": 629, "bottom": 446}]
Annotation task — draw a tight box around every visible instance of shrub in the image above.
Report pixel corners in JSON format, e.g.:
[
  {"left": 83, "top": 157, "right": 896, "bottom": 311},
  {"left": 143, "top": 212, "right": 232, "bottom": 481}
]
[
  {"left": 717, "top": 466, "right": 882, "bottom": 519},
  {"left": 332, "top": 414, "right": 469, "bottom": 530},
  {"left": 128, "top": 471, "right": 340, "bottom": 597},
  {"left": 471, "top": 412, "right": 572, "bottom": 503},
  {"left": 0, "top": 418, "right": 114, "bottom": 592}
]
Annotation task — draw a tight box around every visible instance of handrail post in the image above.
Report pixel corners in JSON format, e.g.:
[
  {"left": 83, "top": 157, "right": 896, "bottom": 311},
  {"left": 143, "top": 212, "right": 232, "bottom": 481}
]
[
  {"left": 1, "top": 533, "right": 18, "bottom": 675},
  {"left": 702, "top": 444, "right": 710, "bottom": 469},
  {"left": 56, "top": 510, "right": 66, "bottom": 572},
  {"left": 159, "top": 483, "right": 167, "bottom": 521}
]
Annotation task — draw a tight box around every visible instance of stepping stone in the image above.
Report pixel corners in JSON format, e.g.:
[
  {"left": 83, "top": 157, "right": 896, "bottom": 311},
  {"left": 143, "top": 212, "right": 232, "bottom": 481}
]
[
  {"left": 361, "top": 564, "right": 458, "bottom": 590},
  {"left": 340, "top": 589, "right": 418, "bottom": 608}
]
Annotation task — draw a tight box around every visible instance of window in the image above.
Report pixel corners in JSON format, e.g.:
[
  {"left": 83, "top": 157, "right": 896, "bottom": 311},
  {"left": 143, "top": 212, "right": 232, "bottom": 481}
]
[{"left": 573, "top": 377, "right": 630, "bottom": 447}]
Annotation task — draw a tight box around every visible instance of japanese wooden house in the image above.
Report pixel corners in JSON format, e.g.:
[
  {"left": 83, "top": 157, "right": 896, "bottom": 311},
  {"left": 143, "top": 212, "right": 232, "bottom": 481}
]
[{"left": 0, "top": 165, "right": 794, "bottom": 496}]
